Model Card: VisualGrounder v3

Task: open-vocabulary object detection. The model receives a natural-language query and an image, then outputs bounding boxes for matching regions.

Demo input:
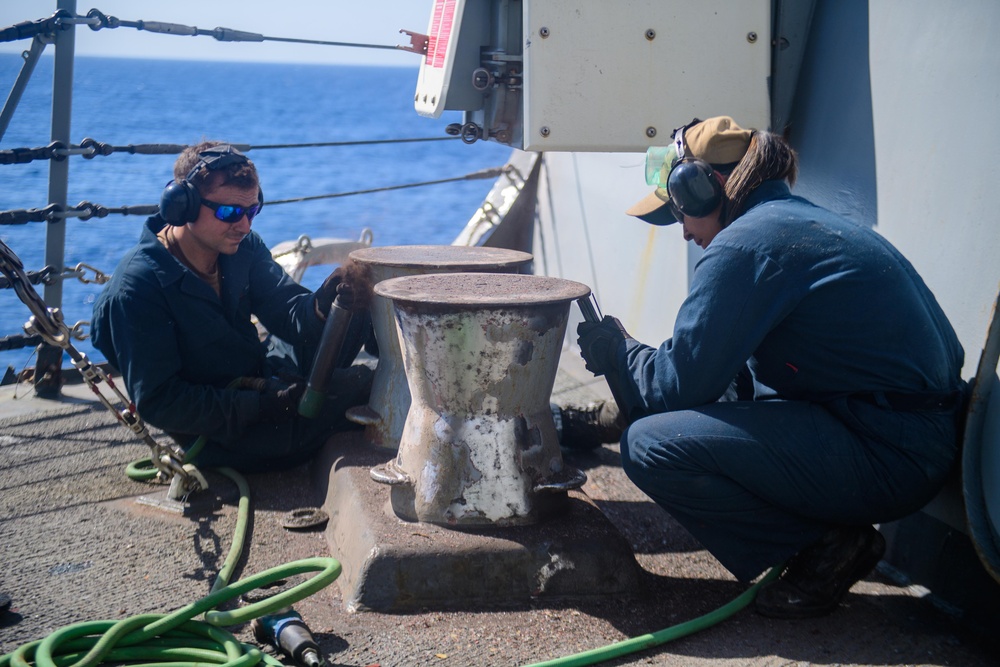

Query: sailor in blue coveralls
[92,143,373,473]
[576,117,965,618]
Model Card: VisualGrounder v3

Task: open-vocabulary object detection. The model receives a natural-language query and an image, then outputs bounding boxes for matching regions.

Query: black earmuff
[667,157,723,219]
[159,145,258,226]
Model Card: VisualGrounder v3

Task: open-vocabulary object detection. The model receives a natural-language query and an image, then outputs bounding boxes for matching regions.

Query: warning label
[427,0,457,69]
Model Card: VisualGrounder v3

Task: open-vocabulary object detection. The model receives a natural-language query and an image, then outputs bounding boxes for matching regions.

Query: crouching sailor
[92,142,374,473]
[573,116,966,618]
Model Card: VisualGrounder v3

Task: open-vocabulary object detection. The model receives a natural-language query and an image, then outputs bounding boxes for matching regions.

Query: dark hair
[173,140,260,194]
[724,131,798,222]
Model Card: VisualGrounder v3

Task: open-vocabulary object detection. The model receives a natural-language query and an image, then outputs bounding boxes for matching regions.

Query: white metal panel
[413,0,468,118]
[868,1,1000,542]
[533,151,691,345]
[522,0,771,152]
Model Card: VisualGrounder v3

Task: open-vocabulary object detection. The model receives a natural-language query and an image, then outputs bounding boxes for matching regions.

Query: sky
[0,1,436,66]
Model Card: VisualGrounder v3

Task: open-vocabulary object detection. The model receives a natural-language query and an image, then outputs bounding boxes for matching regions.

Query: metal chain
[0,263,109,289]
[0,236,191,485]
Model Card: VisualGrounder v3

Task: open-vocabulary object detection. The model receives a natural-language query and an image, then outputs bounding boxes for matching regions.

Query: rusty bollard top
[374,272,590,307]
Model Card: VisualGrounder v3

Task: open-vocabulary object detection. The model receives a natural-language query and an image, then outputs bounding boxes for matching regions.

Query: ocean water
[0,54,510,373]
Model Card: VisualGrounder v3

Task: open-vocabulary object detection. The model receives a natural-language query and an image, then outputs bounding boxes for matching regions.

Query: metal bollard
[344,245,531,449]
[369,273,590,526]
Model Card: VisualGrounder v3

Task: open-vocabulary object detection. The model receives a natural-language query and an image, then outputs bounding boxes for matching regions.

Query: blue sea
[0,54,510,373]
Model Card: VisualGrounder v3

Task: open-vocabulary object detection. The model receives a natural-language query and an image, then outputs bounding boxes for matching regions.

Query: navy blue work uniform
[612,181,965,582]
[92,216,371,472]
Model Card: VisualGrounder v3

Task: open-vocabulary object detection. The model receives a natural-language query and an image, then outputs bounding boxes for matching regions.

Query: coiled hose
[3,384,780,667]
[0,459,340,667]
[1,377,342,667]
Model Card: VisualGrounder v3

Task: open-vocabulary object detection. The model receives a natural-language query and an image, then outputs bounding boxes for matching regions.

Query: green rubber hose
[523,565,782,667]
[1,550,340,667]
[52,381,781,667]
[3,454,340,667]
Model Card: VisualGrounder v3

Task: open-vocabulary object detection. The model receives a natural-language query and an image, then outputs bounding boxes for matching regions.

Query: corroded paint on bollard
[370,273,590,526]
[345,246,531,449]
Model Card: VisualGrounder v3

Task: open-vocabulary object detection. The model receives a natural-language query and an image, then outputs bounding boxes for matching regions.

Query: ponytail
[723,131,798,223]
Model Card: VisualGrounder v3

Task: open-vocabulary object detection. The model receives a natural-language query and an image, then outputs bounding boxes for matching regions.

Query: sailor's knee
[622,411,727,494]
[621,416,681,483]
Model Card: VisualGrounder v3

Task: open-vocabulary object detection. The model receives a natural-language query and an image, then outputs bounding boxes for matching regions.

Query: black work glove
[258,379,306,423]
[334,280,355,311]
[315,266,346,315]
[577,315,630,377]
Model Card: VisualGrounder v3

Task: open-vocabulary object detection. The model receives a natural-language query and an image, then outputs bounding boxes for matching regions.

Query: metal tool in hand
[575,293,630,419]
[299,289,353,418]
[0,238,203,492]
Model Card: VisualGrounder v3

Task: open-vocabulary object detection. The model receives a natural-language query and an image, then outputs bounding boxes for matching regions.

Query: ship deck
[1,355,997,667]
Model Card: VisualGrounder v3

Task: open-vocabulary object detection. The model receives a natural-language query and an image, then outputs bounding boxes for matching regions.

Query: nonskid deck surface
[0,357,996,667]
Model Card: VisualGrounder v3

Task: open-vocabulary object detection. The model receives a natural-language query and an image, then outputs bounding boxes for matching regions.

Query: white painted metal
[413,0,471,118]
[532,151,693,347]
[867,1,1000,541]
[270,230,373,283]
[522,0,771,152]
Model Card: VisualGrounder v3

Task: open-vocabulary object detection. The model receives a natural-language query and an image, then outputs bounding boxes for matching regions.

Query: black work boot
[557,400,625,450]
[755,524,886,619]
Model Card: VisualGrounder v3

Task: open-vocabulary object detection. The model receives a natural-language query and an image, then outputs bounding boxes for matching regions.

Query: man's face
[186,183,258,256]
[680,206,724,249]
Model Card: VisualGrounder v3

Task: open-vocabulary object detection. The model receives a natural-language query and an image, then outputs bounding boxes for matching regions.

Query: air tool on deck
[251,607,327,667]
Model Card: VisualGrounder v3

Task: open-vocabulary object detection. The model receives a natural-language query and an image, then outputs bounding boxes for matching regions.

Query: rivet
[747,31,758,43]
[645,29,656,41]
[646,127,657,138]
[540,126,550,137]
[539,26,550,38]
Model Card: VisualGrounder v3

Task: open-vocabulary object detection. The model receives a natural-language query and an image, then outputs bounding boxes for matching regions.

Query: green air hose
[1,410,342,667]
[3,390,782,667]
[523,566,781,667]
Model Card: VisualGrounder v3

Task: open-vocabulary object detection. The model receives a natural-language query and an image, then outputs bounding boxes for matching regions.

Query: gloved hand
[258,379,306,423]
[315,266,346,315]
[334,280,355,311]
[577,315,630,377]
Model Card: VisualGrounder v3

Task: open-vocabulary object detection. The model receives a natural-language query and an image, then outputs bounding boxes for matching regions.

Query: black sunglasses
[201,198,262,223]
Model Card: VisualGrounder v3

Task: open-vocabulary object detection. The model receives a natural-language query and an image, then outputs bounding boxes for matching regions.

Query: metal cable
[0,136,458,166]
[0,167,505,224]
[0,9,405,52]
[267,167,505,205]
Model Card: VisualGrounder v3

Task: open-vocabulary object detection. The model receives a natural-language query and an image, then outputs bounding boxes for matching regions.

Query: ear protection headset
[159,145,263,226]
[665,123,724,219]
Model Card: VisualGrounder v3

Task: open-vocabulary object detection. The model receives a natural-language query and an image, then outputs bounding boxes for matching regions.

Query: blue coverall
[612,181,965,581]
[92,216,371,472]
